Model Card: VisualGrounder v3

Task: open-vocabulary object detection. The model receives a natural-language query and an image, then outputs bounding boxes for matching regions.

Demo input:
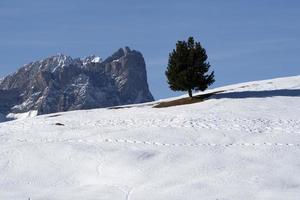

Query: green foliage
[165,37,215,97]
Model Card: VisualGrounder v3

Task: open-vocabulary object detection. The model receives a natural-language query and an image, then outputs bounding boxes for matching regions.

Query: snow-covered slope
[0,75,300,200]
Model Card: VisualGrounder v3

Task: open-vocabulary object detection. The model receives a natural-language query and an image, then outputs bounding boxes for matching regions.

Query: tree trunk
[188,89,193,98]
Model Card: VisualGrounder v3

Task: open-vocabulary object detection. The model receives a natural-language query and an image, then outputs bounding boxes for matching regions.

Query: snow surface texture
[0,76,300,200]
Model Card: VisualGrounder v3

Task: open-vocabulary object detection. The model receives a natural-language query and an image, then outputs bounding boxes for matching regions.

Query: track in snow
[75,117,300,134]
[9,138,300,148]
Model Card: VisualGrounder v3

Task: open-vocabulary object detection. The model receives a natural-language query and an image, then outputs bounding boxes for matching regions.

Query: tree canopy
[165,37,215,97]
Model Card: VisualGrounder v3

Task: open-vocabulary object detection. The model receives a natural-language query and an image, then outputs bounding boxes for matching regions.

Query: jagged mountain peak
[103,46,139,64]
[0,47,154,118]
[43,54,75,71]
[113,46,131,56]
[21,46,135,73]
[16,53,78,76]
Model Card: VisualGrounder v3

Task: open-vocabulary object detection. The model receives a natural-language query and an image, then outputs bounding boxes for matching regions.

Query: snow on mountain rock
[91,56,102,63]
[0,47,154,120]
[6,110,38,120]
[82,55,103,65]
[0,75,299,199]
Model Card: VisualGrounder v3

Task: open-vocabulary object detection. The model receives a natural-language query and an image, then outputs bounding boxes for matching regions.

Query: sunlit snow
[0,76,299,199]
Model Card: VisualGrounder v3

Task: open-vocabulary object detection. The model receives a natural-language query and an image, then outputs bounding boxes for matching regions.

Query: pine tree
[165,37,215,97]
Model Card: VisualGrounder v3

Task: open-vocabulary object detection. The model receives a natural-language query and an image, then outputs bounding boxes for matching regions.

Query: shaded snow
[0,75,299,199]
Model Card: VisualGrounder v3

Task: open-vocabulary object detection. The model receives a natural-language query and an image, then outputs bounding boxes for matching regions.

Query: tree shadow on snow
[154,89,300,108]
[211,89,300,99]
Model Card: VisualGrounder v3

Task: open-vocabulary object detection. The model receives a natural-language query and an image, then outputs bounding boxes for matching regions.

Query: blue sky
[0,0,299,99]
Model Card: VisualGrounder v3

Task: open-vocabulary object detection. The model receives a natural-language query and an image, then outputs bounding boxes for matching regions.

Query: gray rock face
[0,47,154,117]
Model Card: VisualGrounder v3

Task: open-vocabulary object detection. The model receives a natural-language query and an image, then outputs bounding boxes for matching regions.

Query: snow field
[0,75,299,199]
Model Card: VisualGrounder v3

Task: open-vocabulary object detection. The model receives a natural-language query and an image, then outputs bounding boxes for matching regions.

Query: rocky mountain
[0,47,154,119]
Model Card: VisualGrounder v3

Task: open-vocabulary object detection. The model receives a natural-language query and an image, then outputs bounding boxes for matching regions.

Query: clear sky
[0,0,299,99]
